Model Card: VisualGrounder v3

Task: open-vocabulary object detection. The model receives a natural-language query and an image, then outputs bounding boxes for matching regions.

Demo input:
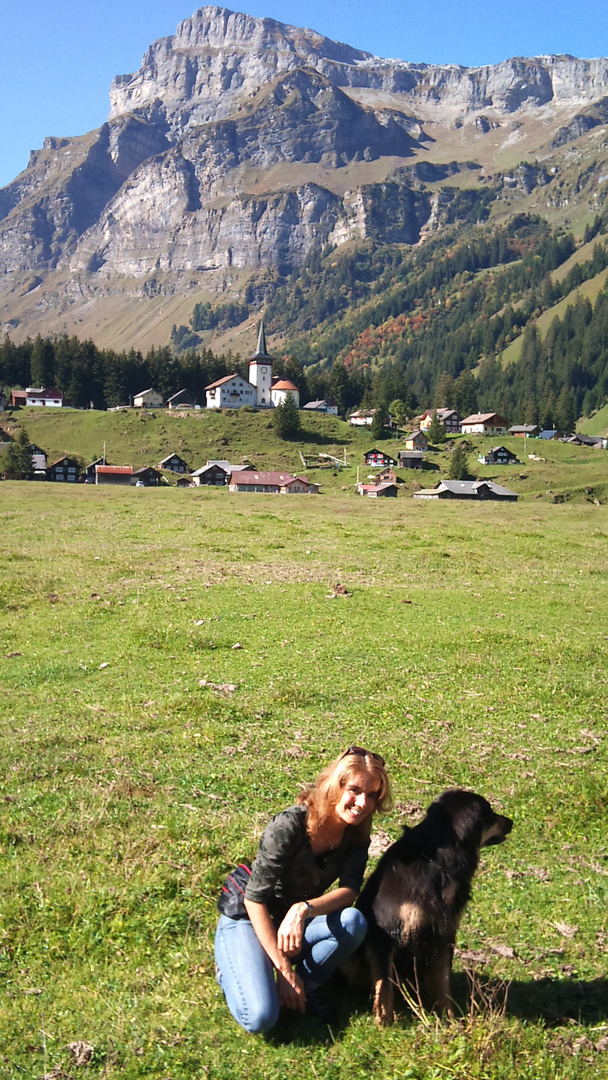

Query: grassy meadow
[1,478,607,1079]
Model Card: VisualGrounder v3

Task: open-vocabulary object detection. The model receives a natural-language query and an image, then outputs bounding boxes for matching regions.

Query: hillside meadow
[0,481,607,1079]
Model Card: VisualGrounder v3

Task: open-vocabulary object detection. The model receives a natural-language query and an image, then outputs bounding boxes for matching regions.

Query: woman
[215,746,390,1032]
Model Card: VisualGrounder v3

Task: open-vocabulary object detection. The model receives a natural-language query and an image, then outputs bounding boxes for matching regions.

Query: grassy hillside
[578,401,608,436]
[3,408,608,500]
[0,485,607,1078]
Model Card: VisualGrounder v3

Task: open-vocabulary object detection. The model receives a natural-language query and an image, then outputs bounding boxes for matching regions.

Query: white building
[348,409,375,427]
[25,386,63,407]
[133,388,164,409]
[271,380,300,408]
[460,412,508,436]
[204,320,281,409]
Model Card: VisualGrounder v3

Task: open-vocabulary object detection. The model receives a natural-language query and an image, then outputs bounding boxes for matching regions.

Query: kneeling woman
[215,747,390,1032]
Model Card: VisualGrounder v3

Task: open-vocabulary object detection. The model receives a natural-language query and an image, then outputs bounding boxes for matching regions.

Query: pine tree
[427,409,446,444]
[272,393,301,439]
[1,428,32,479]
[370,403,389,440]
[448,442,473,481]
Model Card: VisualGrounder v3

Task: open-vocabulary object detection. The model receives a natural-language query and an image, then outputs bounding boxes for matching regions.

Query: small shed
[508,424,539,437]
[397,451,423,469]
[96,465,133,486]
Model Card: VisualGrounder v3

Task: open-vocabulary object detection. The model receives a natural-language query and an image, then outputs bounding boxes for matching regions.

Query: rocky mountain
[2,5,608,350]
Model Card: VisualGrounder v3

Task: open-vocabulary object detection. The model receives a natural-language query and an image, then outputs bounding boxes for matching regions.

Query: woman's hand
[277,902,309,956]
[276,966,306,1011]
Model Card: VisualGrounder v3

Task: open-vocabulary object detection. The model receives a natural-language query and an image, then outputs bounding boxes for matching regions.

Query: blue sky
[1,0,607,188]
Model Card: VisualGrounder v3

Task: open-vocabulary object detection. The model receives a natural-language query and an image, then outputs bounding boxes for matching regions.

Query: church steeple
[249,318,272,361]
[248,317,273,406]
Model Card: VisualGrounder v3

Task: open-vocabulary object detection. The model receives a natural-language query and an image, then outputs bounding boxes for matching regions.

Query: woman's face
[332,770,379,828]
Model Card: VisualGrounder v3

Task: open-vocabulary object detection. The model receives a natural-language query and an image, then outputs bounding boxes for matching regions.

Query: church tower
[248,319,273,407]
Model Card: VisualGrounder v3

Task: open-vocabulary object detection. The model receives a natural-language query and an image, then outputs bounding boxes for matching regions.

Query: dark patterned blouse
[244,804,369,920]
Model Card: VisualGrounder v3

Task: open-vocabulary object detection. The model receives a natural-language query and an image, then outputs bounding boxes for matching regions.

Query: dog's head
[430,790,513,850]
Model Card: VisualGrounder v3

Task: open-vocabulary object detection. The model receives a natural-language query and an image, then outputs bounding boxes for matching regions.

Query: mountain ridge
[1,6,608,351]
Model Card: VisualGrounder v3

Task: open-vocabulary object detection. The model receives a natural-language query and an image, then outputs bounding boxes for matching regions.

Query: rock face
[2,5,608,345]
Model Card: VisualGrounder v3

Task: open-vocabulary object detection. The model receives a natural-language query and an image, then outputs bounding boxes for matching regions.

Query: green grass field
[1,482,607,1078]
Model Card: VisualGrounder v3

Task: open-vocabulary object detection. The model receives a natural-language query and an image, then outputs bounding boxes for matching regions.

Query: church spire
[249,317,272,360]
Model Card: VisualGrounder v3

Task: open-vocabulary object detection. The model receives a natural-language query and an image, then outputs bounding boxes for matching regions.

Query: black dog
[356,789,513,1025]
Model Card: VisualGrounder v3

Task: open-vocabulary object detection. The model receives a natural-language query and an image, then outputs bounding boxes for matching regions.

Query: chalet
[270,380,300,408]
[479,445,520,465]
[159,453,191,474]
[176,476,196,487]
[132,388,163,409]
[348,410,375,427]
[166,389,198,410]
[229,470,319,494]
[358,482,398,498]
[397,450,423,469]
[377,467,399,483]
[191,463,230,486]
[29,387,63,407]
[364,448,398,468]
[403,431,429,452]
[131,467,164,486]
[302,399,338,414]
[95,465,133,486]
[508,424,539,437]
[413,480,518,501]
[47,455,80,482]
[461,412,508,436]
[419,408,461,433]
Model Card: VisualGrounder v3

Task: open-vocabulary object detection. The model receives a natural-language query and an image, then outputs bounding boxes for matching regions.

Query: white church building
[205,322,299,410]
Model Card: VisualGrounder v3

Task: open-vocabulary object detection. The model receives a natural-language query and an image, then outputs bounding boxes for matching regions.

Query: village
[1,323,606,500]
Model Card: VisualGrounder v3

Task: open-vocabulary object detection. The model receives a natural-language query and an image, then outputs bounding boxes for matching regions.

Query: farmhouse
[479,445,520,465]
[377,467,399,483]
[95,465,133,486]
[47,456,80,482]
[413,480,518,501]
[419,408,461,433]
[508,424,539,437]
[132,388,163,409]
[302,399,338,414]
[565,433,605,448]
[131,467,164,486]
[191,463,229,486]
[461,412,508,435]
[397,450,423,469]
[229,470,318,494]
[348,409,375,426]
[364,448,398,468]
[15,387,64,407]
[205,373,257,409]
[159,453,191,474]
[403,431,429,451]
[357,482,398,498]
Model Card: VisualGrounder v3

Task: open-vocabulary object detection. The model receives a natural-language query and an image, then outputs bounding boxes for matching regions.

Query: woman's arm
[243,898,306,1011]
[276,886,357,956]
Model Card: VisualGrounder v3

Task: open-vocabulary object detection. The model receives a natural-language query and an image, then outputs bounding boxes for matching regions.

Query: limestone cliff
[2,5,608,349]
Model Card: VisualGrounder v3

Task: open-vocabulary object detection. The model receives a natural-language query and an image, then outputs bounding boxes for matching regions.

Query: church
[204,321,300,410]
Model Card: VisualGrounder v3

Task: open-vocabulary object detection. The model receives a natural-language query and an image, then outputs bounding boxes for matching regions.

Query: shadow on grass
[295,429,351,447]
[269,974,608,1044]
[449,972,608,1026]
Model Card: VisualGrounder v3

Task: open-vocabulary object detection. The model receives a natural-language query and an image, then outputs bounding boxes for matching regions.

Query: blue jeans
[214,907,367,1033]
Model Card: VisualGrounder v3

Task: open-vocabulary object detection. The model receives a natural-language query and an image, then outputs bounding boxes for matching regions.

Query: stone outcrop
[2,6,608,344]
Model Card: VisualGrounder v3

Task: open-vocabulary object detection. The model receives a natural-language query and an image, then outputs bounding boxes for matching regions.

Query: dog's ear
[438,791,492,846]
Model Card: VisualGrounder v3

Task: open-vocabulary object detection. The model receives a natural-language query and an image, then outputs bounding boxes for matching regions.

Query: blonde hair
[297,751,391,842]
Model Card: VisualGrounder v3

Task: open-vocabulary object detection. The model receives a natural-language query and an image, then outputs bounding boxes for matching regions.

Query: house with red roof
[229,470,319,494]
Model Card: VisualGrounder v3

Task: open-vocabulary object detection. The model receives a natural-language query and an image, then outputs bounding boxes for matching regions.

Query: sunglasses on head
[342,746,385,767]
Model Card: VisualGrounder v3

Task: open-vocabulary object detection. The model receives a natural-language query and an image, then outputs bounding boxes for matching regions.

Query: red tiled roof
[96,465,133,475]
[271,380,299,391]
